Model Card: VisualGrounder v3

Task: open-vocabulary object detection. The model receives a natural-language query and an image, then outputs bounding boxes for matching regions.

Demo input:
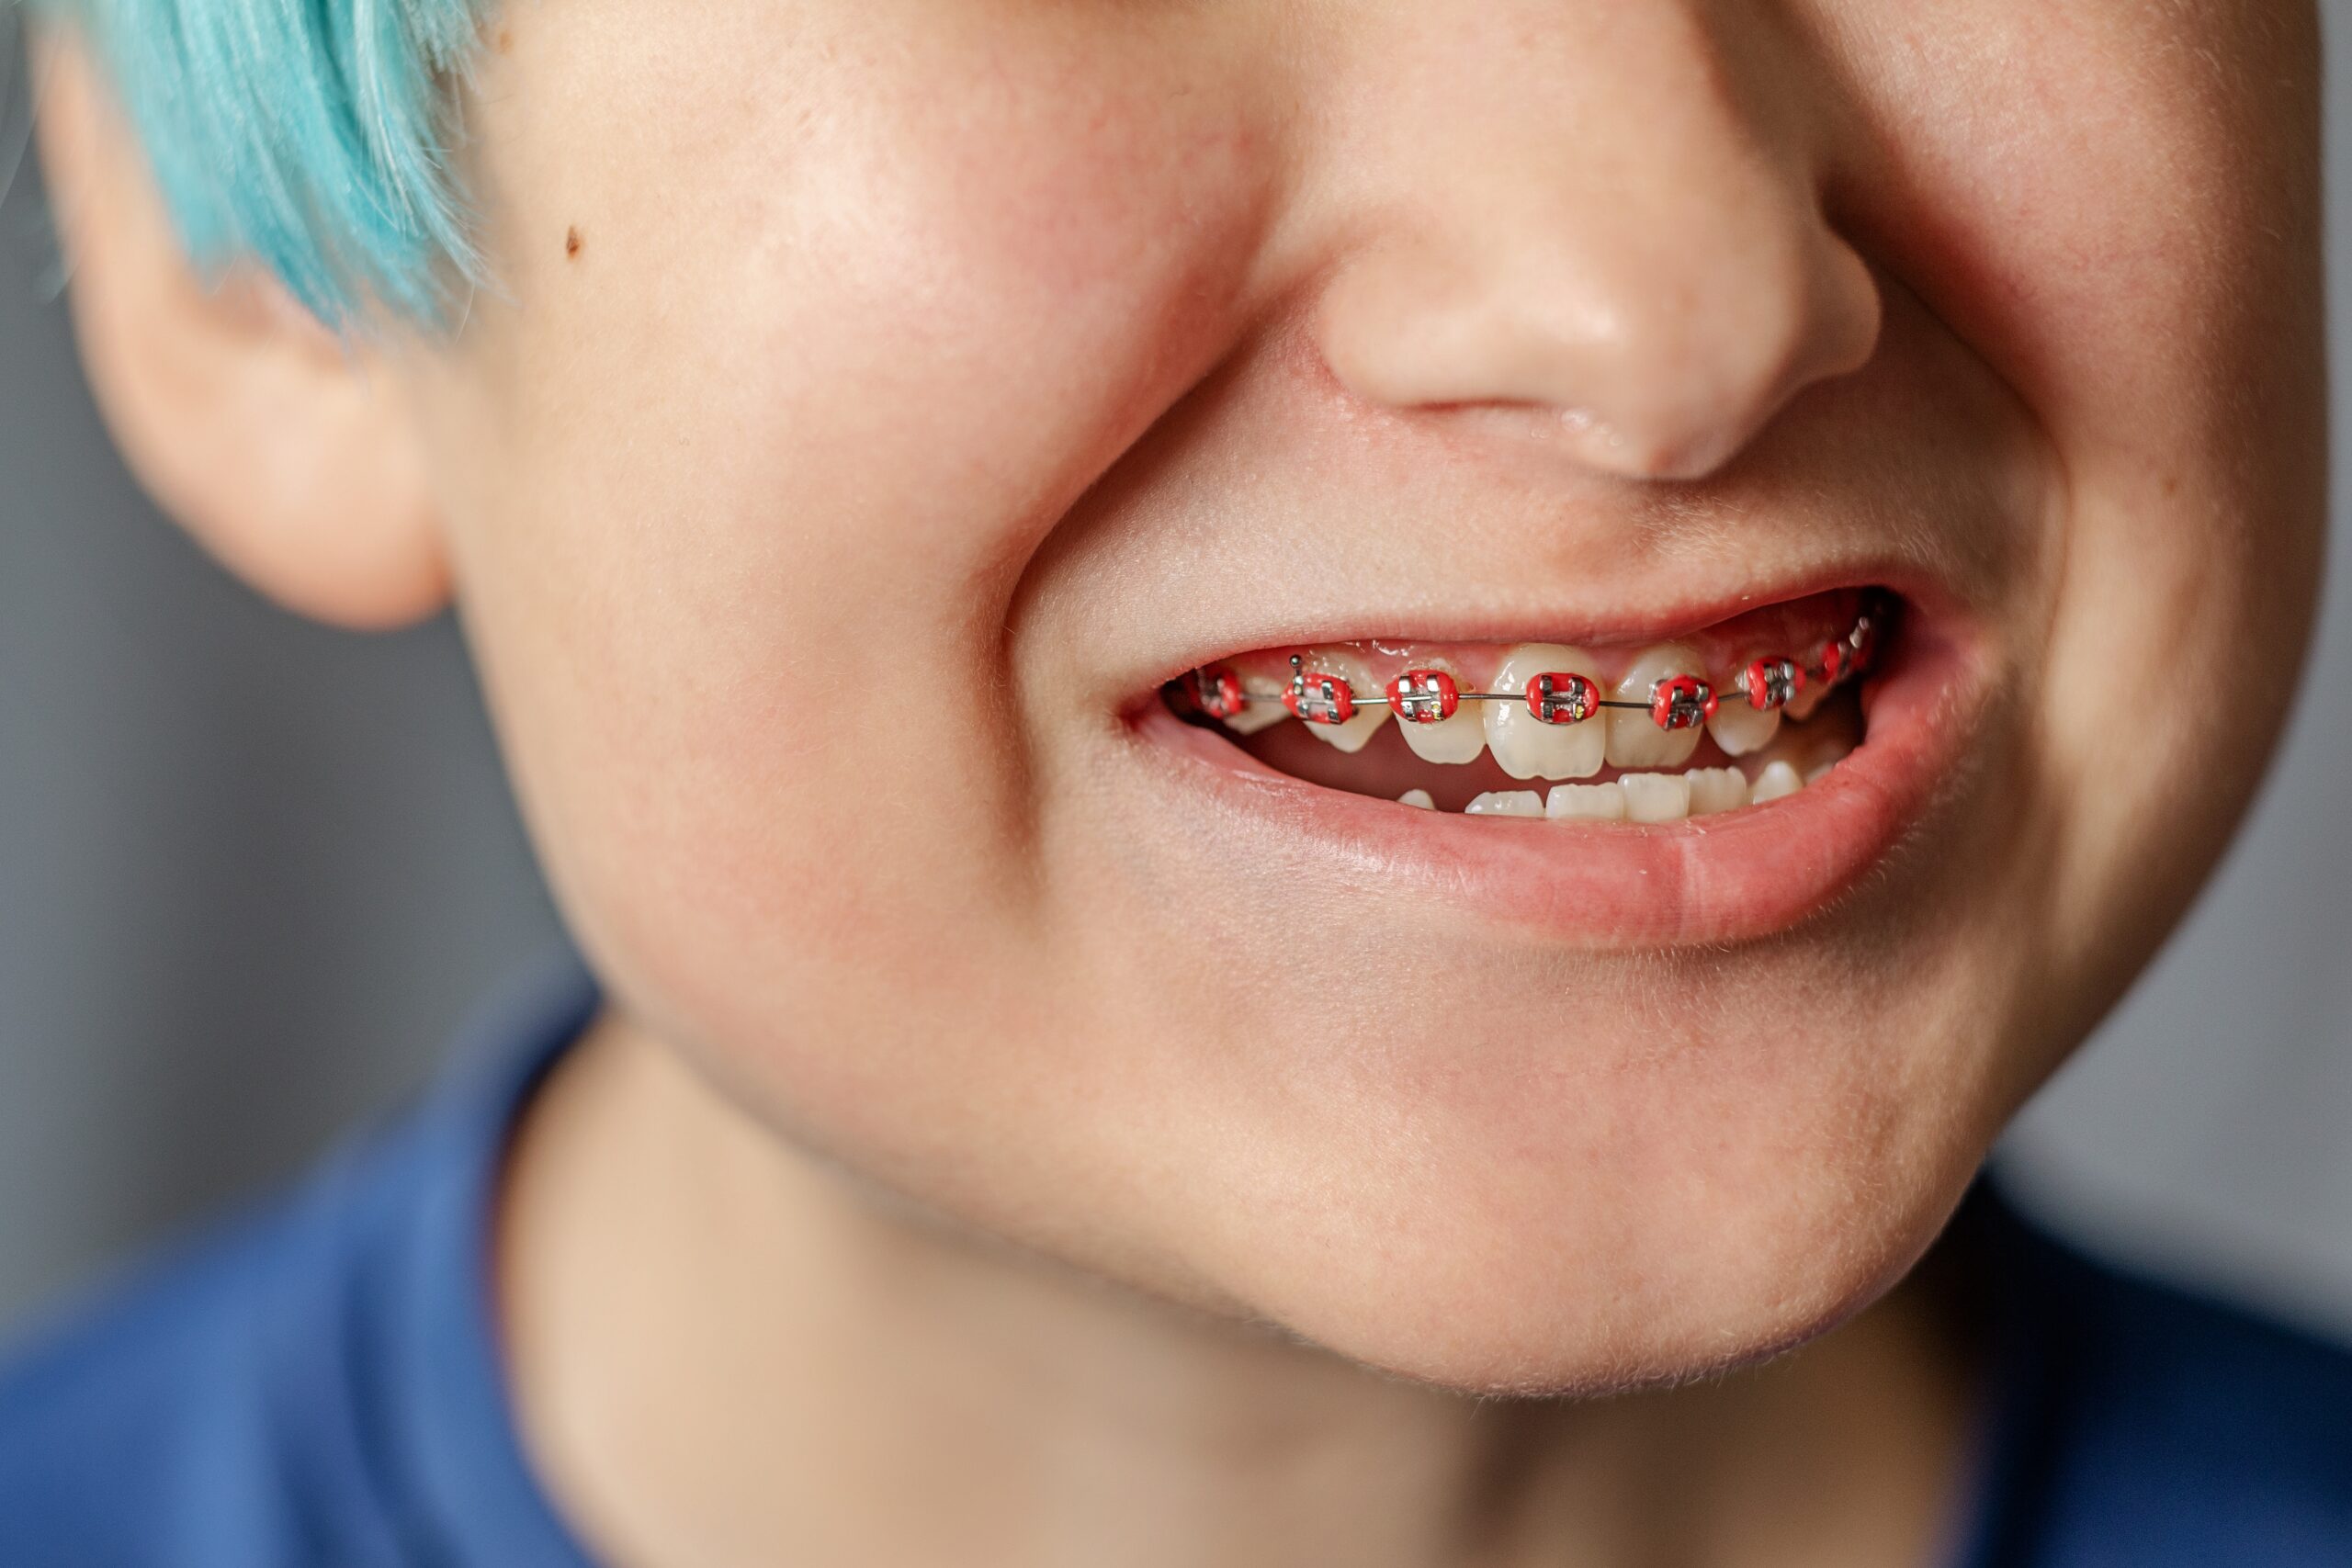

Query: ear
[32,28,450,630]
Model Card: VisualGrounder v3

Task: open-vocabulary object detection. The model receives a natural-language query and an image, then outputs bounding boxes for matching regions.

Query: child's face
[386,0,2321,1389]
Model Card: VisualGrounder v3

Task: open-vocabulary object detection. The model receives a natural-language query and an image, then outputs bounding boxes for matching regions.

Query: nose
[1307,2,1882,482]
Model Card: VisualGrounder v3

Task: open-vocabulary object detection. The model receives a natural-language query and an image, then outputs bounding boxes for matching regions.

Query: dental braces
[1182,601,1883,733]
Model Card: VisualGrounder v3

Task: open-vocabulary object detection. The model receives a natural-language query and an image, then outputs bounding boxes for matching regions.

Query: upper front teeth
[1487,644,1608,780]
[1706,698,1780,757]
[1705,656,1797,756]
[1605,645,1708,769]
[1391,663,1487,764]
[1201,605,1879,765]
[1184,606,1880,825]
[1288,649,1387,753]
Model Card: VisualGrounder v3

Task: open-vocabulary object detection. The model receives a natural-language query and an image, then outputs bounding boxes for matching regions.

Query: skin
[33,1,2325,1563]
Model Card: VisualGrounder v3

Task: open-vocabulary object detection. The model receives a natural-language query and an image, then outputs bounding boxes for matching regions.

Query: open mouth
[1119,581,1984,944]
[1160,587,1884,822]
[1125,581,1973,945]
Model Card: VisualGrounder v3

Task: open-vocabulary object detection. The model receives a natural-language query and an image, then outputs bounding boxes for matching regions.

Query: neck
[498,1009,1984,1568]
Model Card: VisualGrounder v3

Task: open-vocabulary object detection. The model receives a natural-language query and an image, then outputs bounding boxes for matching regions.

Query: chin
[1200,1092,1984,1397]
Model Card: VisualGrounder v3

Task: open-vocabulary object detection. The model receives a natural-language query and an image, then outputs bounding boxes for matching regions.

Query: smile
[1126,583,1987,946]
[1168,591,1884,821]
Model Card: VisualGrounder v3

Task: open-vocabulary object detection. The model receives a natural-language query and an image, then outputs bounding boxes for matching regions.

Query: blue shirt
[3,953,2349,1566]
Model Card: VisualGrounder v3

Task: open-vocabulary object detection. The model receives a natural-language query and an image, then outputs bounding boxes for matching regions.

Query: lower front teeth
[1403,761,1815,820]
[1686,767,1748,816]
[1546,783,1627,821]
[1619,772,1690,822]
[1749,761,1803,803]
[1465,790,1545,818]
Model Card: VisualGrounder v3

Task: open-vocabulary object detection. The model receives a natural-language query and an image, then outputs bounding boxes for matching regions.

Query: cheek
[1830,0,2324,984]
[435,1,1277,952]
[474,0,1276,593]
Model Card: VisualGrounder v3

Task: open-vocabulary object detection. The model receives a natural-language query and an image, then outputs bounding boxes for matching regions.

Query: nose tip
[1320,200,1883,483]
[1307,11,1883,483]
[1590,226,1883,481]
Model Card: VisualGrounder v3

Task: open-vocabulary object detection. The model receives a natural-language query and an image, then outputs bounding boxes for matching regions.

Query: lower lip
[1125,625,1987,949]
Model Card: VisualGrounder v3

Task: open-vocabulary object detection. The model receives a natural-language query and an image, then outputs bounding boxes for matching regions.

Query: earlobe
[32,28,451,631]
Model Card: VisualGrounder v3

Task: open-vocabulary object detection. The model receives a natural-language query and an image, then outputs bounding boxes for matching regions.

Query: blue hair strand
[25,0,487,326]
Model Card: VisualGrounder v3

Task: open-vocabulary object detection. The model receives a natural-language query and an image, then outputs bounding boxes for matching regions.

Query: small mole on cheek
[565,226,582,260]
[494,28,513,52]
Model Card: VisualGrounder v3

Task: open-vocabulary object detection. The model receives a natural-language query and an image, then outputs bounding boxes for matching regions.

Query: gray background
[3,14,2349,1343]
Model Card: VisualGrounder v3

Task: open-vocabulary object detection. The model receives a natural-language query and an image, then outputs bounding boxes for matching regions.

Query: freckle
[495,28,513,53]
[565,226,582,259]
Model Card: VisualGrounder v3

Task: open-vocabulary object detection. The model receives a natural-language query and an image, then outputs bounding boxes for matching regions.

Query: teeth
[1545,784,1628,821]
[1749,760,1804,802]
[1783,687,1829,722]
[1215,619,1868,812]
[1704,696,1780,758]
[1419,763,1813,819]
[1219,703,1289,737]
[1783,663,1835,721]
[1605,644,1706,770]
[1465,790,1544,818]
[1686,767,1749,816]
[1392,663,1488,765]
[1619,773,1691,823]
[1296,649,1387,754]
[1485,644,1607,781]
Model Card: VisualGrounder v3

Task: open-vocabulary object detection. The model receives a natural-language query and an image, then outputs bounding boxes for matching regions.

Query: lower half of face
[421,0,2324,1393]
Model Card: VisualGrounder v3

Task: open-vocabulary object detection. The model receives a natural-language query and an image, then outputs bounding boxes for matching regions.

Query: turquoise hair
[25,0,486,326]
